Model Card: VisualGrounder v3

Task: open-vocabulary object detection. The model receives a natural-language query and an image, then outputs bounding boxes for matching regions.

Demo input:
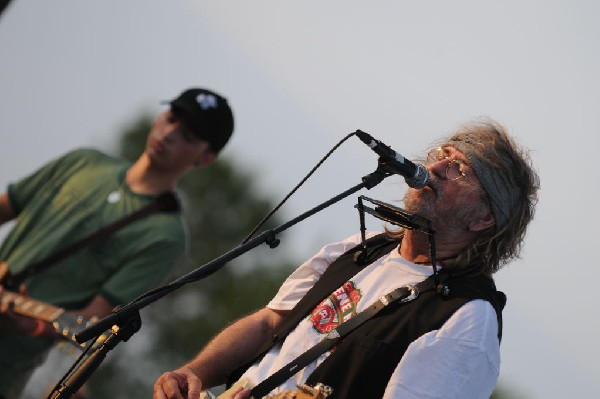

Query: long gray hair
[388,119,540,275]
[442,119,539,274]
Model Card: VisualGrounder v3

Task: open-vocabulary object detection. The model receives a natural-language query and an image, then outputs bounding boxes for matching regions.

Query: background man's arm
[0,193,16,225]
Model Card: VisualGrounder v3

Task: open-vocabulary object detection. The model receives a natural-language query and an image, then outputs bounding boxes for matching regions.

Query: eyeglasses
[426,147,471,182]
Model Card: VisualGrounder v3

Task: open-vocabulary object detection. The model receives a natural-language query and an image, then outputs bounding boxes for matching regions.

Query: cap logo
[195,93,218,110]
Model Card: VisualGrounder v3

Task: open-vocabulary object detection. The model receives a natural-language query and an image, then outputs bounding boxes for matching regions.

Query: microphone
[355,130,430,188]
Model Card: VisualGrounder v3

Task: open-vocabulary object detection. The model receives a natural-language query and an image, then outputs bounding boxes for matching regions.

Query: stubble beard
[403,187,477,236]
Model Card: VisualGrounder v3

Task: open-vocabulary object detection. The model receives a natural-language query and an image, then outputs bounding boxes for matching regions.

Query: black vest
[228,234,506,399]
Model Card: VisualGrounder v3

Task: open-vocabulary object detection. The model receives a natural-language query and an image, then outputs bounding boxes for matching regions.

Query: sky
[1,1,599,398]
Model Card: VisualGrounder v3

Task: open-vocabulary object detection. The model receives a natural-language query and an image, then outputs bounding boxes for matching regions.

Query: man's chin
[404,203,434,222]
[404,191,435,218]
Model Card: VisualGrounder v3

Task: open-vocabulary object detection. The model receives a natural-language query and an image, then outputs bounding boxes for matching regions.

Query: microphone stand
[48,311,141,398]
[49,166,392,398]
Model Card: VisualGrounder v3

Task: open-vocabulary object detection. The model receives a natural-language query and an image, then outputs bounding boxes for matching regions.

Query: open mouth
[423,182,439,198]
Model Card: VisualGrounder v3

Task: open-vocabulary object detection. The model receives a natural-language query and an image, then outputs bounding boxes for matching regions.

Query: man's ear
[195,151,216,167]
[469,212,495,232]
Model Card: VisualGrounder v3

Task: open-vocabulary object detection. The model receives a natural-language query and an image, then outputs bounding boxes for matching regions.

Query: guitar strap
[0,191,180,290]
[225,234,397,389]
[249,272,446,399]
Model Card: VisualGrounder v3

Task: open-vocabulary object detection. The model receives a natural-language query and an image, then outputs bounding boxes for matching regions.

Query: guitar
[0,289,107,350]
[200,379,333,399]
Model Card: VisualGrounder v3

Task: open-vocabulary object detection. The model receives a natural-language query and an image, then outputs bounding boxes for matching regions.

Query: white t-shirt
[241,233,501,399]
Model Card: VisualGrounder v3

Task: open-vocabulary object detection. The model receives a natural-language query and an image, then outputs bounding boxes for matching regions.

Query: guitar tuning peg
[56,341,77,356]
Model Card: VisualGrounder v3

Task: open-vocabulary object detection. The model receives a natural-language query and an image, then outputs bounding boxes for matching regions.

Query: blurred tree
[85,114,297,398]
[490,384,528,399]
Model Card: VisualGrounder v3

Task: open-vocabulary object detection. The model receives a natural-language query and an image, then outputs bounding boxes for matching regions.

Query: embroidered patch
[196,93,218,110]
[309,281,362,334]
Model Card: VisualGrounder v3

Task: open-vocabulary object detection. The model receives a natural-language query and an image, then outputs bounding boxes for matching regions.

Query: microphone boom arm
[74,167,392,343]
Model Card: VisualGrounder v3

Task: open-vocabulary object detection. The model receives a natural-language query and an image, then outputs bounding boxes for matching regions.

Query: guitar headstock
[1,289,109,353]
[53,314,108,350]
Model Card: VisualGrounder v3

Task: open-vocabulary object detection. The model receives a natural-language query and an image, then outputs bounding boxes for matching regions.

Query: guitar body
[200,379,332,399]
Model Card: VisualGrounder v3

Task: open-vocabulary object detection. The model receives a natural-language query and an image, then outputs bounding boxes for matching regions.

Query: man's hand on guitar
[0,285,49,337]
[154,366,204,399]
[228,386,251,399]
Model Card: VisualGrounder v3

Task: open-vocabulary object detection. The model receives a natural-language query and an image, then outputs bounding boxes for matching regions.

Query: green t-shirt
[0,148,186,397]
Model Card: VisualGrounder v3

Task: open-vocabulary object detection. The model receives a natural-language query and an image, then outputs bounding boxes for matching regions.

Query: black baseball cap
[165,88,234,153]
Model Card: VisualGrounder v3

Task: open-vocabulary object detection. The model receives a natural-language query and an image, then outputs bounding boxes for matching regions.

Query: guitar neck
[0,290,104,350]
[0,290,65,322]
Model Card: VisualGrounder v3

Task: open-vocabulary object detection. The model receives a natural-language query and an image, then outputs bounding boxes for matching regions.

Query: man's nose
[428,160,447,180]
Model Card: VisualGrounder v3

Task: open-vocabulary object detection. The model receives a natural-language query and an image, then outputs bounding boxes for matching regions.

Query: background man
[0,87,234,399]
